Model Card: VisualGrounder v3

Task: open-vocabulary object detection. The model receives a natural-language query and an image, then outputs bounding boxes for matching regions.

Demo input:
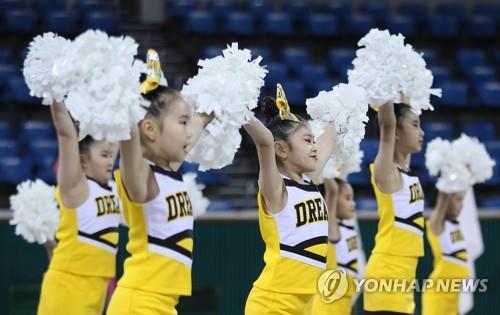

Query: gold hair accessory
[140,49,168,94]
[276,83,300,122]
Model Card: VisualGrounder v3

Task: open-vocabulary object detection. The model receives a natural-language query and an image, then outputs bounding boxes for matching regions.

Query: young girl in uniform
[422,191,469,315]
[244,84,336,315]
[312,177,360,314]
[37,101,120,315]
[106,50,212,315]
[364,101,425,314]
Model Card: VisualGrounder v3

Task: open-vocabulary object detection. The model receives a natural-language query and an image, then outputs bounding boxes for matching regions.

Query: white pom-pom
[63,30,146,142]
[182,43,267,170]
[183,172,209,218]
[23,32,74,105]
[307,83,369,181]
[425,137,473,193]
[9,179,59,244]
[187,125,242,171]
[452,134,496,184]
[348,28,441,113]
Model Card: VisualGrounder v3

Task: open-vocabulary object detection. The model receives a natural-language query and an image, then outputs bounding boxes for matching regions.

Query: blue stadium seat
[467,15,496,38]
[483,164,500,185]
[485,141,500,159]
[348,171,370,186]
[279,79,305,106]
[0,0,25,11]
[398,2,428,24]
[436,3,467,21]
[325,1,352,23]
[186,11,216,34]
[263,12,293,36]
[45,10,79,34]
[0,157,32,183]
[78,0,113,14]
[420,48,438,67]
[467,66,497,89]
[19,120,54,142]
[169,0,197,19]
[83,10,119,33]
[298,64,328,89]
[428,15,458,38]
[247,47,272,62]
[495,50,500,70]
[481,197,500,209]
[248,0,273,20]
[286,0,312,22]
[386,15,415,37]
[0,64,17,86]
[0,48,13,63]
[196,170,228,185]
[429,66,452,85]
[0,140,18,157]
[179,161,199,174]
[28,140,58,163]
[209,0,235,19]
[8,76,40,104]
[0,121,12,139]
[37,0,65,13]
[474,3,500,22]
[478,82,500,107]
[328,48,355,73]
[201,46,224,59]
[35,157,56,184]
[360,3,389,25]
[360,138,378,165]
[456,49,486,75]
[224,12,254,35]
[355,197,377,211]
[349,14,376,36]
[6,9,38,33]
[207,198,234,212]
[411,152,425,168]
[422,121,455,140]
[308,14,337,37]
[311,79,340,94]
[281,48,310,72]
[462,122,496,142]
[438,81,469,107]
[266,62,288,86]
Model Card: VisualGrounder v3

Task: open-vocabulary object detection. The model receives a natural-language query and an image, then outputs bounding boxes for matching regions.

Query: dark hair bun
[260,96,279,119]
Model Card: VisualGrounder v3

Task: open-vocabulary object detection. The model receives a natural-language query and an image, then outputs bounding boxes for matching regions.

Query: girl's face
[395,110,425,154]
[447,191,466,220]
[81,141,118,184]
[337,183,356,220]
[279,125,318,173]
[158,97,193,163]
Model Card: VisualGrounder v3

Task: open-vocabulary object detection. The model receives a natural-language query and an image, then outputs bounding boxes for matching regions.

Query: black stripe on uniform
[395,212,424,232]
[283,178,319,192]
[149,164,184,181]
[280,236,328,264]
[148,229,193,259]
[444,249,467,262]
[338,258,358,274]
[78,230,118,249]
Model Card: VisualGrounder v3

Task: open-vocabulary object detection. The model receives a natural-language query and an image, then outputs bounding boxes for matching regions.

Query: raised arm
[429,191,451,235]
[243,118,286,214]
[373,102,401,193]
[324,178,340,242]
[119,123,153,203]
[50,101,87,208]
[307,122,336,183]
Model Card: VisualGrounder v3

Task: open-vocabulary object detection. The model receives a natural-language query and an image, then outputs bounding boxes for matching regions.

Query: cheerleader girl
[422,191,469,315]
[364,101,425,314]
[244,84,336,315]
[37,101,120,315]
[312,177,360,314]
[106,50,213,315]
